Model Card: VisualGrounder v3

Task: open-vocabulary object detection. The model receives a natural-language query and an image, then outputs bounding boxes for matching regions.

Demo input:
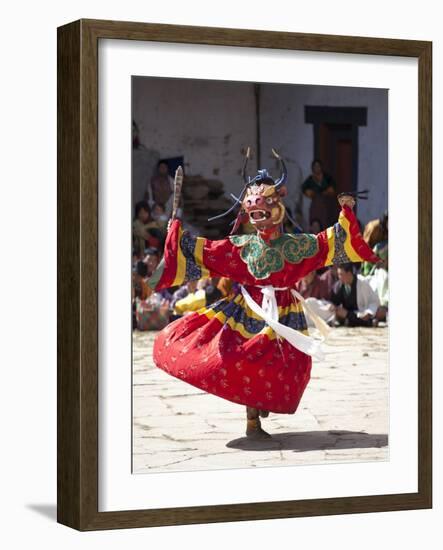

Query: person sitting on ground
[197,277,222,306]
[133,255,172,331]
[171,278,223,318]
[140,249,173,301]
[133,201,163,257]
[296,268,335,301]
[364,241,389,323]
[363,210,388,249]
[132,261,150,329]
[135,290,171,331]
[143,248,161,277]
[331,263,381,327]
[217,277,234,298]
[361,235,388,276]
[171,280,204,317]
[133,261,151,301]
[295,268,336,326]
[151,203,169,230]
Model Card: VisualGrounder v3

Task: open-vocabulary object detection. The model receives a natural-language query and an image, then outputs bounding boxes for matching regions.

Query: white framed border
[98,39,418,511]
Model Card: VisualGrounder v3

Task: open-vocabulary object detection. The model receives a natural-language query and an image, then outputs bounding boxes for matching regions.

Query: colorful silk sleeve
[148,220,211,290]
[319,206,380,267]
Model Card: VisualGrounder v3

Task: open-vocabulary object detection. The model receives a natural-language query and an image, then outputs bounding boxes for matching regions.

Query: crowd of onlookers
[294,208,388,328]
[132,160,230,330]
[132,245,231,330]
[132,159,389,332]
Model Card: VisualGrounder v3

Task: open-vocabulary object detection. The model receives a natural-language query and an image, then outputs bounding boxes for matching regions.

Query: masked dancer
[148,151,380,439]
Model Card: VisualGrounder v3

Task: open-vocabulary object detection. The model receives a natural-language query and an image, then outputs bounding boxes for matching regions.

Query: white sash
[239,285,331,361]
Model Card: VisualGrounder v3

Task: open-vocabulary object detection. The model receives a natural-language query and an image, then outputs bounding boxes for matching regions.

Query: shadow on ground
[226,430,388,452]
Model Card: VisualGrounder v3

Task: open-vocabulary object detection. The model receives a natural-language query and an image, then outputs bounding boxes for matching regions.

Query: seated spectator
[132,254,172,331]
[216,277,242,300]
[361,240,388,276]
[364,242,389,323]
[296,269,336,326]
[143,248,161,277]
[132,250,139,266]
[197,277,222,306]
[331,263,380,327]
[171,280,196,308]
[152,203,169,230]
[296,269,335,300]
[133,201,163,257]
[217,277,233,298]
[133,261,151,301]
[363,211,388,249]
[135,292,170,331]
[172,280,205,317]
[132,261,151,329]
[171,278,223,318]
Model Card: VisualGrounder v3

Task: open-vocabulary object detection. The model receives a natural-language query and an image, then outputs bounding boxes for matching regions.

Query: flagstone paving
[132,327,388,474]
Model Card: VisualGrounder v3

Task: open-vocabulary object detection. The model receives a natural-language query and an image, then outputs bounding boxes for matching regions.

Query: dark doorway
[318,123,354,195]
[305,106,367,220]
[160,156,185,177]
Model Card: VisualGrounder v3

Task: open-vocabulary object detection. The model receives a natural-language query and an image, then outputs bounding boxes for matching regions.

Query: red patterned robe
[148,206,379,414]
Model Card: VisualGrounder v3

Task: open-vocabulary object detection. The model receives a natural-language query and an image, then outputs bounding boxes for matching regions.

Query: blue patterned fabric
[206,294,308,335]
[332,223,351,265]
[180,231,202,281]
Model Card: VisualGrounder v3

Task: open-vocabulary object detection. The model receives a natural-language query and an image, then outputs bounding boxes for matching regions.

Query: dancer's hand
[338,194,356,209]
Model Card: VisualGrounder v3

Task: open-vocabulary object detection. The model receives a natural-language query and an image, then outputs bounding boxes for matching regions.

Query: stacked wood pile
[182,175,235,238]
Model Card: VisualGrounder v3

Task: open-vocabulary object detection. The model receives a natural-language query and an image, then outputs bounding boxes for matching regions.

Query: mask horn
[207,200,240,222]
[207,184,248,222]
[208,147,251,222]
[272,148,287,189]
[241,147,251,184]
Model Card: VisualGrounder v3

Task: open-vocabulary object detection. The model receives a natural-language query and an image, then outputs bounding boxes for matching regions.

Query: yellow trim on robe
[197,297,307,340]
[172,226,187,286]
[201,306,276,339]
[325,226,335,266]
[194,237,210,278]
[338,212,364,262]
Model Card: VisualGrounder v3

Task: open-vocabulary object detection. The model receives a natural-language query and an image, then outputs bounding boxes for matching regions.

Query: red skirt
[153,288,312,414]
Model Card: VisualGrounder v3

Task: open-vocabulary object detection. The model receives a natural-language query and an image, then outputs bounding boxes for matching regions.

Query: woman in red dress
[148,151,379,439]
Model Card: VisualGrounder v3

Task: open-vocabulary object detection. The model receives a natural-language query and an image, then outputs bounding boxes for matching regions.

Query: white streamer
[240,285,331,361]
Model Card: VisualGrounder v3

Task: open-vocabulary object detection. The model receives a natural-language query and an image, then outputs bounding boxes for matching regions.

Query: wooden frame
[57,18,432,531]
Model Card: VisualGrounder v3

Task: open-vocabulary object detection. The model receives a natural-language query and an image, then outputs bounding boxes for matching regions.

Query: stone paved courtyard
[132,327,388,474]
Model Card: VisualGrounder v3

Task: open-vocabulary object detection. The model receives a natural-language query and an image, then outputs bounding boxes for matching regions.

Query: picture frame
[57,18,432,531]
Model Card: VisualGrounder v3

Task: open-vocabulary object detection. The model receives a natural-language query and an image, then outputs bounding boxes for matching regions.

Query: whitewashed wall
[133,78,388,225]
[132,77,258,205]
[260,84,388,224]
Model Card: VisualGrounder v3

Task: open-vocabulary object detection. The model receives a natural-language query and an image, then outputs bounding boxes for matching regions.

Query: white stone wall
[132,77,258,205]
[133,78,388,226]
[260,84,388,225]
